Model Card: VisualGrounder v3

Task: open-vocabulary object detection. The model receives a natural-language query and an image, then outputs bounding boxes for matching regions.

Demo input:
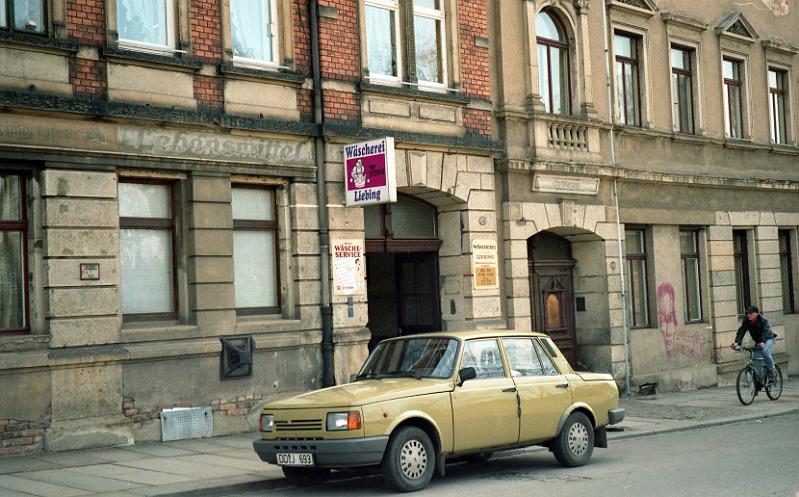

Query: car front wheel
[552,412,594,467]
[382,426,435,492]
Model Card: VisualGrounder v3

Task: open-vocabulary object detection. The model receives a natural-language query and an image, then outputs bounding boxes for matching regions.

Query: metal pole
[600,0,631,397]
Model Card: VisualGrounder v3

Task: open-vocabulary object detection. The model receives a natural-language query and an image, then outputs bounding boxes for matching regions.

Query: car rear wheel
[281,466,331,486]
[552,412,594,467]
[382,426,435,492]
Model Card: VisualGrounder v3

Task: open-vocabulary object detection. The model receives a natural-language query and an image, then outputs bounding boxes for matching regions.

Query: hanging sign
[332,239,366,295]
[472,239,499,290]
[344,137,397,207]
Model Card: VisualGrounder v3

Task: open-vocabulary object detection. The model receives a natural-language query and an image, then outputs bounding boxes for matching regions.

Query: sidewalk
[1,380,797,497]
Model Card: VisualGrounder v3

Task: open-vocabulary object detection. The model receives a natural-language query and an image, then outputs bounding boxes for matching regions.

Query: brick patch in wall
[194,74,224,110]
[67,0,105,46]
[70,57,107,99]
[463,108,493,137]
[0,417,51,456]
[190,0,222,62]
[323,89,360,123]
[123,393,265,426]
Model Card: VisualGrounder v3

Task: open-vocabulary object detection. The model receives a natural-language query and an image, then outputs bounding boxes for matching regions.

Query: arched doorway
[365,195,442,349]
[528,231,577,366]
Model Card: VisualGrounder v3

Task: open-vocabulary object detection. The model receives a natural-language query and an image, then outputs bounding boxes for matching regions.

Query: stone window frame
[767,66,790,145]
[611,28,646,127]
[358,0,461,94]
[221,0,294,70]
[763,39,797,147]
[231,184,281,316]
[106,0,188,55]
[720,54,749,140]
[663,12,707,135]
[536,8,572,116]
[732,228,754,316]
[624,226,651,329]
[0,171,31,334]
[679,228,704,323]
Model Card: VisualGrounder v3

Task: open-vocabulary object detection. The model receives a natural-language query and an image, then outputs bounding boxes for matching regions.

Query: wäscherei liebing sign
[344,137,397,207]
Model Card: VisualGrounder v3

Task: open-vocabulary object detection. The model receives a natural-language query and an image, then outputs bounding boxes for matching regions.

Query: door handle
[502,387,517,393]
[556,383,570,389]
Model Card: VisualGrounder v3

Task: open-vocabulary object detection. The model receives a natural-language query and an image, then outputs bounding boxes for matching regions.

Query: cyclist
[730,306,778,390]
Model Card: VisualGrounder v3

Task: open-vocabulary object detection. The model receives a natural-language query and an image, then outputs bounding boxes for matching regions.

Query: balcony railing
[547,122,589,151]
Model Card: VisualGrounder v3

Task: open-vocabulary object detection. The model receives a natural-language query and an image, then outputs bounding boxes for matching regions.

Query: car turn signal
[326,411,362,431]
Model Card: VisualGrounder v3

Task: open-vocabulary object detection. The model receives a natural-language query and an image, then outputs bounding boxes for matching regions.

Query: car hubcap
[400,439,427,479]
[568,423,589,456]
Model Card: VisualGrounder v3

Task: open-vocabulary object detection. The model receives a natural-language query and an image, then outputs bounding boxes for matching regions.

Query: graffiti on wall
[656,283,707,359]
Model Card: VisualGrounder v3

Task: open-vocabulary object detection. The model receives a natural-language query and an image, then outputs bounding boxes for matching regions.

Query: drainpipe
[309,0,335,387]
[600,1,631,397]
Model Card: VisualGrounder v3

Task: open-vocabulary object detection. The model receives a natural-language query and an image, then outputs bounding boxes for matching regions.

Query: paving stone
[0,475,91,497]
[67,465,192,486]
[15,469,139,493]
[117,458,245,479]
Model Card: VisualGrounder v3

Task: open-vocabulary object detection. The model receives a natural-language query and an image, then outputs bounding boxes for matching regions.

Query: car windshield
[356,337,460,380]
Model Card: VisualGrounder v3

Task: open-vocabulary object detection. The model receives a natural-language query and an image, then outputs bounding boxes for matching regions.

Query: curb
[158,407,799,497]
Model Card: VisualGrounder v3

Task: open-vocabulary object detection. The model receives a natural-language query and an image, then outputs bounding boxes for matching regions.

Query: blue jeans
[754,337,776,381]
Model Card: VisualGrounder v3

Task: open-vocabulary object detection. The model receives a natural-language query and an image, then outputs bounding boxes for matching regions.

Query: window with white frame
[625,228,650,328]
[537,10,571,115]
[230,0,279,66]
[365,0,401,83]
[614,32,642,126]
[413,0,446,89]
[671,46,695,134]
[769,68,788,144]
[119,181,177,319]
[680,230,703,322]
[116,0,176,50]
[722,58,744,139]
[1,0,46,33]
[232,187,279,314]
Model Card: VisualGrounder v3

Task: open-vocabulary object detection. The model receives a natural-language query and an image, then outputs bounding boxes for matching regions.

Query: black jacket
[735,315,776,345]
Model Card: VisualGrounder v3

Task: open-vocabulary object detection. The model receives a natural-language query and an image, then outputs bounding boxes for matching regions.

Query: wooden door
[530,262,577,366]
[396,252,441,334]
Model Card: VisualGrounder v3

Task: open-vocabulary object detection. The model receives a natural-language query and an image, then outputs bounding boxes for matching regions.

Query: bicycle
[735,346,783,406]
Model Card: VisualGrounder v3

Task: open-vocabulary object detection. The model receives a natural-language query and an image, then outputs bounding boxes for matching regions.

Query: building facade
[490,0,799,392]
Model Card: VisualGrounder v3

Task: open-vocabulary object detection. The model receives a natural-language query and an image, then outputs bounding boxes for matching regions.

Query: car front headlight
[260,414,274,432]
[326,411,362,431]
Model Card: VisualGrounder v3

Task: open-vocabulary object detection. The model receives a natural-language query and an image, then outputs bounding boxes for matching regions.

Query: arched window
[536,10,571,115]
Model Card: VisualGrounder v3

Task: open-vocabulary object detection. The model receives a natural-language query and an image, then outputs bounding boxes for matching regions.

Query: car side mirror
[457,367,477,386]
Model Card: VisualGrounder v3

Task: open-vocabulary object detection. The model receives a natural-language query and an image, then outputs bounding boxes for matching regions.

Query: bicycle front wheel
[737,367,756,405]
[766,365,783,400]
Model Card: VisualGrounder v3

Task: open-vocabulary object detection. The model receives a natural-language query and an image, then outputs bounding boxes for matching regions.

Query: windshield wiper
[354,372,381,381]
[384,370,422,380]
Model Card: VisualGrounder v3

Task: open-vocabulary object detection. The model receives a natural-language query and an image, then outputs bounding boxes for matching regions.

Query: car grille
[275,418,323,432]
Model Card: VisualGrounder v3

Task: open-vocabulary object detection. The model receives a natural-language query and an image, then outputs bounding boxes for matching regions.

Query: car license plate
[276,453,314,466]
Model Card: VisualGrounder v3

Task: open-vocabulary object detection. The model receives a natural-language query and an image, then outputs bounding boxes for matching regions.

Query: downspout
[309,0,335,387]
[600,1,631,397]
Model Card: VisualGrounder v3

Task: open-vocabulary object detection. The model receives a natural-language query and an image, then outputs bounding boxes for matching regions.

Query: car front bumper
[253,435,390,468]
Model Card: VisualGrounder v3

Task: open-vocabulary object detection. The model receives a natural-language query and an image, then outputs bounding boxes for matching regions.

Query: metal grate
[161,406,213,442]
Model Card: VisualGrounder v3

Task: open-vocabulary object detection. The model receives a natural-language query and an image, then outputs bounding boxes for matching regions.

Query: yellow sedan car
[253,330,624,492]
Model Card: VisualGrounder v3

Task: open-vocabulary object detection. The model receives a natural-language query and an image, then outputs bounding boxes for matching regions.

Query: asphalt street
[222,413,799,497]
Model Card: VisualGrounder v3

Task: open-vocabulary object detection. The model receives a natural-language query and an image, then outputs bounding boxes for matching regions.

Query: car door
[450,338,520,452]
[502,337,573,443]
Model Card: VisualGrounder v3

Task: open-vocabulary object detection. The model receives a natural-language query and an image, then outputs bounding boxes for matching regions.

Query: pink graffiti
[656,282,707,359]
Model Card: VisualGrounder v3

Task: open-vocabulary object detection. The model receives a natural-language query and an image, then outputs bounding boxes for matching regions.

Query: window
[779,230,795,313]
[671,46,694,133]
[614,32,641,126]
[503,338,545,377]
[119,181,176,319]
[722,58,744,139]
[680,230,702,322]
[733,230,751,315]
[537,10,571,115]
[232,187,279,314]
[231,0,278,65]
[0,174,29,333]
[116,0,175,50]
[769,69,788,144]
[364,0,448,89]
[533,340,559,376]
[625,229,649,327]
[461,339,505,379]
[0,0,46,33]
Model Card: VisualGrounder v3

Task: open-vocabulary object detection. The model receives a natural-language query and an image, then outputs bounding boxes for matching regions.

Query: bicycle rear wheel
[766,365,783,400]
[736,367,756,405]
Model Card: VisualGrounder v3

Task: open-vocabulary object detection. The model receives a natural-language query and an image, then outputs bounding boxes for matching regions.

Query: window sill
[770,144,799,155]
[360,80,469,106]
[121,321,199,343]
[0,30,77,55]
[102,46,203,73]
[220,63,306,86]
[235,316,303,334]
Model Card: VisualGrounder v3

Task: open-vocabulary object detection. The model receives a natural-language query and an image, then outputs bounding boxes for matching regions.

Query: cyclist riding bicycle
[730,305,778,390]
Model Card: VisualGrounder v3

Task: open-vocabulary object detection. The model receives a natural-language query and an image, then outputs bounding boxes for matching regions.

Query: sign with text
[344,137,397,207]
[472,239,499,290]
[332,239,365,295]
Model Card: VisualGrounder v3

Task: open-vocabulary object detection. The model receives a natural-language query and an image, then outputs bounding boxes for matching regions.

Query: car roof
[384,329,549,341]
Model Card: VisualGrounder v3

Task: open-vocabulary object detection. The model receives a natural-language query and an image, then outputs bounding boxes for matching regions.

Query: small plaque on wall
[80,263,100,281]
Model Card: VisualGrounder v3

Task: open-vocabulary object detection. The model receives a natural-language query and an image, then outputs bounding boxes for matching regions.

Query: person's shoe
[767,369,776,381]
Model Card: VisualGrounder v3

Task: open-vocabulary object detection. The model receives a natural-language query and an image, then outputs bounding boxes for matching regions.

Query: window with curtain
[0,173,28,333]
[1,0,45,33]
[231,0,278,65]
[779,230,795,314]
[413,0,446,88]
[625,229,649,327]
[537,10,570,115]
[119,182,176,318]
[680,230,702,322]
[769,69,788,144]
[365,0,400,81]
[671,46,694,134]
[117,0,174,48]
[733,230,751,315]
[722,58,744,139]
[614,32,641,126]
[233,187,279,314]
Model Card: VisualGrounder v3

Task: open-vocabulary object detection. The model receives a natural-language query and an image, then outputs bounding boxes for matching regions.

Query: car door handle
[502,387,517,393]
[556,383,570,389]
